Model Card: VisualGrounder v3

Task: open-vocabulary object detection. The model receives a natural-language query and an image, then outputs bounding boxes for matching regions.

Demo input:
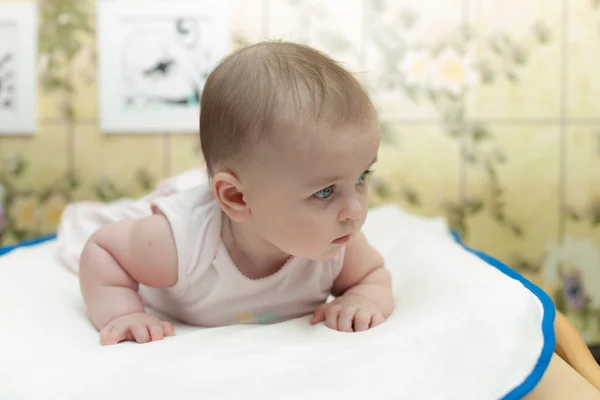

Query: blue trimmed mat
[0,234,57,256]
[0,231,555,399]
[451,231,555,399]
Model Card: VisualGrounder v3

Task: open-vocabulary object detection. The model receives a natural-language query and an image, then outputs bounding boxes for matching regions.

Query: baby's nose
[338,197,363,221]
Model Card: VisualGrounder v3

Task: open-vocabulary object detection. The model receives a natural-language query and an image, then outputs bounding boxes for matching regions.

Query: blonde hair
[200,41,377,175]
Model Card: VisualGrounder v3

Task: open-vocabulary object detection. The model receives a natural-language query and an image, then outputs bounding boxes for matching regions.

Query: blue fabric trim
[0,234,57,256]
[0,230,556,398]
[451,231,556,400]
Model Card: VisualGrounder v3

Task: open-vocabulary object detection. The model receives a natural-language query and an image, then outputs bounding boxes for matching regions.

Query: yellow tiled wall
[2,0,600,340]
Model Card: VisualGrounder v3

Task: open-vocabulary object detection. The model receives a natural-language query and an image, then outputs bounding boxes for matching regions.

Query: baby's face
[243,120,381,260]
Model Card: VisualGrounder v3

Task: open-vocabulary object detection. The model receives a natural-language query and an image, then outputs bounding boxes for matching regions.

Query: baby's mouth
[332,234,351,245]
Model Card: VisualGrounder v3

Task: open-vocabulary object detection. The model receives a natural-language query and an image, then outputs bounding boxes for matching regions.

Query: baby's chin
[293,245,343,262]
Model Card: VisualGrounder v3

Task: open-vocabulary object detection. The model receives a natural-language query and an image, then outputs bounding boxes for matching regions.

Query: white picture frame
[0,2,37,135]
[97,0,231,133]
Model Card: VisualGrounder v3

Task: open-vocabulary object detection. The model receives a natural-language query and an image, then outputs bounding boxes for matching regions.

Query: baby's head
[200,41,380,260]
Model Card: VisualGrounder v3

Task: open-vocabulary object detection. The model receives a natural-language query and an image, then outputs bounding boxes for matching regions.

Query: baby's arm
[311,232,393,332]
[79,214,178,345]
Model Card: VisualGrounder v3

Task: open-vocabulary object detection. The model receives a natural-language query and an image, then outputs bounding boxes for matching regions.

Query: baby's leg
[524,352,600,399]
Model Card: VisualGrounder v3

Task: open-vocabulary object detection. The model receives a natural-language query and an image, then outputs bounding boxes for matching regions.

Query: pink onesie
[139,182,346,327]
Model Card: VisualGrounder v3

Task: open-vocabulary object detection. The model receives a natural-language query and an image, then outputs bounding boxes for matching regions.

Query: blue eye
[313,186,334,199]
[357,170,372,185]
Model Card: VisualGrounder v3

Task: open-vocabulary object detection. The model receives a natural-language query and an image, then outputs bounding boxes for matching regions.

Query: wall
[1,0,600,340]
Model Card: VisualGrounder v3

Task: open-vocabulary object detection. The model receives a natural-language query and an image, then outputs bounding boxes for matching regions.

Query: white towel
[0,205,554,400]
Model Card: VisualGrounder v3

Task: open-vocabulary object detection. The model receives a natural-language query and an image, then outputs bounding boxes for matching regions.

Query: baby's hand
[310,294,385,332]
[99,312,175,346]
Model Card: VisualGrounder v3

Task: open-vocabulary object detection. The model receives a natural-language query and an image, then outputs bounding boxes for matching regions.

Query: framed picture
[0,2,37,135]
[97,0,231,133]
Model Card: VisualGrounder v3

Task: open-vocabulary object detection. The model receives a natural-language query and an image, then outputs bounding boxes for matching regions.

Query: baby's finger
[101,325,127,346]
[338,307,357,332]
[370,313,385,328]
[311,304,328,325]
[160,321,175,336]
[353,309,372,332]
[325,305,342,330]
[149,324,165,342]
[99,326,114,346]
[131,324,151,344]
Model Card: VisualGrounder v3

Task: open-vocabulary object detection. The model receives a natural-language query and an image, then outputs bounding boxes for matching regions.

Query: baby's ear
[211,172,250,222]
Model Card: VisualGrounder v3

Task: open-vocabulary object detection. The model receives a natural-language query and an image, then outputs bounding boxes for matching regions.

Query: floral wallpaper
[1,0,600,341]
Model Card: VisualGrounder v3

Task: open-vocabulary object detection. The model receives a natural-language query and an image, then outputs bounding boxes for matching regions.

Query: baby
[79,41,394,346]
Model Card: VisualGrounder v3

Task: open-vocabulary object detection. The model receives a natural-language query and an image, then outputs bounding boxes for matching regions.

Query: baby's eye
[313,185,334,199]
[357,170,372,185]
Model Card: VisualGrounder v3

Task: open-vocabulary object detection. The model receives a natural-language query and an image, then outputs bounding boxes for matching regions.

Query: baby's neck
[222,216,291,280]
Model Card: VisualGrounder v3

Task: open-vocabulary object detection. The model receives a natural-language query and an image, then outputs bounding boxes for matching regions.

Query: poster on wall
[97,0,231,133]
[0,3,37,135]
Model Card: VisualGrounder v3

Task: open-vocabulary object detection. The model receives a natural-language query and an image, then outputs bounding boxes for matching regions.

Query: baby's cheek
[303,219,331,243]
[269,209,331,252]
[281,217,317,242]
